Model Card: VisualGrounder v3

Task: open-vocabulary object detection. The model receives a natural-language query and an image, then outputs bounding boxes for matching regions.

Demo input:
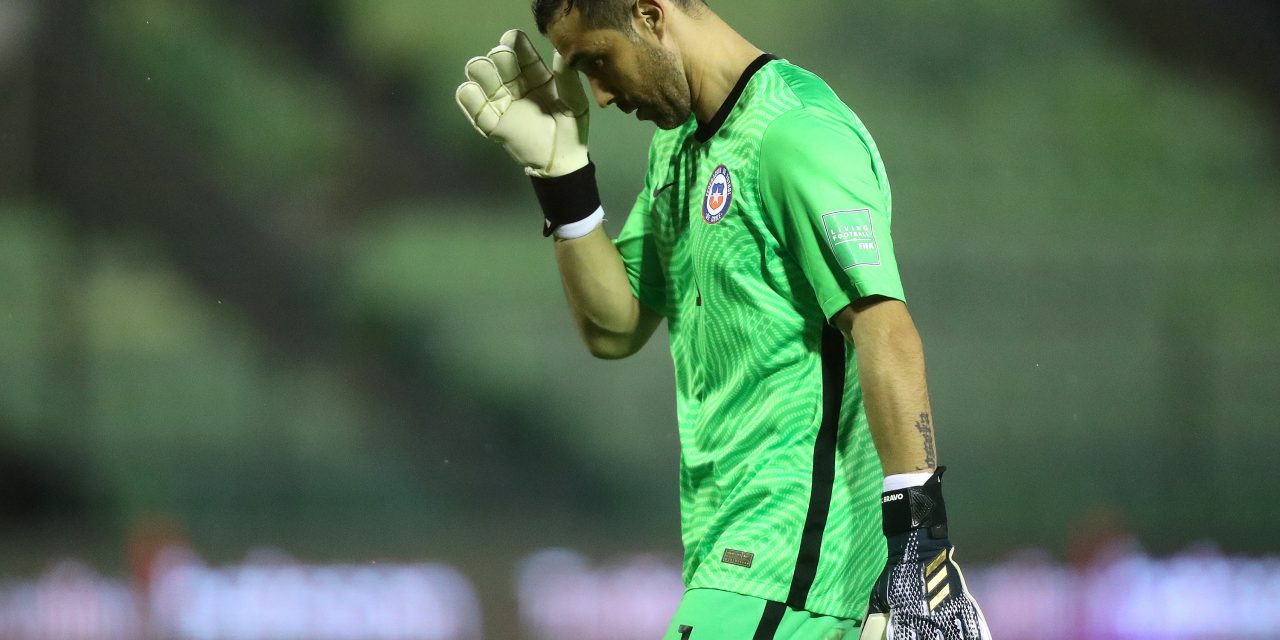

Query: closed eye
[570,53,606,74]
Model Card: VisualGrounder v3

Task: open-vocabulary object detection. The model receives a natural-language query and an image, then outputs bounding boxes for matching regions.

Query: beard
[637,39,692,130]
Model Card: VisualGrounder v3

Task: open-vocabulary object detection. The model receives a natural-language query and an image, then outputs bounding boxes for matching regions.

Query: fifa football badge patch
[821,209,881,269]
[702,165,733,224]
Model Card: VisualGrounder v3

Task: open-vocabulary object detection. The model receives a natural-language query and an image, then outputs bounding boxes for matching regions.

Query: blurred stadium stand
[1,0,1277,637]
[1,546,1278,639]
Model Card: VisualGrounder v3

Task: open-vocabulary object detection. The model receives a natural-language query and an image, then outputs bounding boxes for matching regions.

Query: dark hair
[532,0,705,35]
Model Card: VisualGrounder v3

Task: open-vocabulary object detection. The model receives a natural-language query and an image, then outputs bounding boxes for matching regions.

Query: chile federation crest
[702,165,733,224]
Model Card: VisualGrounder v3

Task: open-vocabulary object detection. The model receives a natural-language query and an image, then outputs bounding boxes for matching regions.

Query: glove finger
[858,613,888,640]
[552,51,590,116]
[464,55,511,104]
[455,81,500,136]
[500,29,554,90]
[487,44,526,99]
[975,604,993,640]
[945,550,993,640]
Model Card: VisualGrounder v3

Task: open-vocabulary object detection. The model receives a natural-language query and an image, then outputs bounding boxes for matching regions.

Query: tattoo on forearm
[915,413,937,468]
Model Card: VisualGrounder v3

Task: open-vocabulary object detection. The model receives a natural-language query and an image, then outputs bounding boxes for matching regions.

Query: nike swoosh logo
[653,182,676,198]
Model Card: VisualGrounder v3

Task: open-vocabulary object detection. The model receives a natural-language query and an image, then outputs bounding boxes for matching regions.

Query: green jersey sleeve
[613,148,672,317]
[758,107,905,320]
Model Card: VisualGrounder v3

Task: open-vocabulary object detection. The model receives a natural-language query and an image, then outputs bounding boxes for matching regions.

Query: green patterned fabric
[661,588,859,639]
[614,56,903,620]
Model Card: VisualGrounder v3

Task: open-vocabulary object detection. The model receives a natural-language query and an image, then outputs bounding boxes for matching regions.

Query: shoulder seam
[755,106,820,205]
[753,105,817,272]
[768,61,818,111]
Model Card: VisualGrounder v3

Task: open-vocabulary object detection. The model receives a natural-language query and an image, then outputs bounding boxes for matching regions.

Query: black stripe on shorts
[752,600,788,640]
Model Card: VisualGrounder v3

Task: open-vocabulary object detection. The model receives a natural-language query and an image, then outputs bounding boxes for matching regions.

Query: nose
[588,77,615,109]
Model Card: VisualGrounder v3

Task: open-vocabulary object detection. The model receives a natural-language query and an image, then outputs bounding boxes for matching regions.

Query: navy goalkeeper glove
[860,467,991,640]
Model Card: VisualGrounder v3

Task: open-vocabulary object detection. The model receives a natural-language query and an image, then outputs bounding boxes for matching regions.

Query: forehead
[546,8,627,59]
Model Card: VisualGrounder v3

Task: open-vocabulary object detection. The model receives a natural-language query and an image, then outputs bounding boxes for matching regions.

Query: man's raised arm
[455,29,659,359]
[554,227,662,359]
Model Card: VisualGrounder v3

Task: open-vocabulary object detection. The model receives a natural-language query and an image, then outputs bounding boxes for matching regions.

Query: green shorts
[661,588,861,640]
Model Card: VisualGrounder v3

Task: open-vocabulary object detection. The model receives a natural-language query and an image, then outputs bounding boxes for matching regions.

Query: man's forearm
[857,334,937,475]
[839,299,937,475]
[553,225,653,358]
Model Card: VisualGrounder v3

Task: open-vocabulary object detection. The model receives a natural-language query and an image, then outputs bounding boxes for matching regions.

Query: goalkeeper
[455,1,991,638]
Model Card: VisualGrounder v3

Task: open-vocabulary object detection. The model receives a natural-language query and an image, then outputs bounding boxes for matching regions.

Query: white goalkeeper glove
[860,467,992,640]
[454,29,590,179]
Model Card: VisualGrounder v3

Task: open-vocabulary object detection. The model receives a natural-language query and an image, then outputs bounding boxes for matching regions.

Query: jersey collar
[694,53,779,143]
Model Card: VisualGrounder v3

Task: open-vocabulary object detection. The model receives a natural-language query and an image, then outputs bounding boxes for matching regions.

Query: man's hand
[455,29,590,178]
[860,468,991,640]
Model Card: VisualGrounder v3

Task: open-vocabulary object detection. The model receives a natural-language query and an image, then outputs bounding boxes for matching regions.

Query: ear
[634,0,665,37]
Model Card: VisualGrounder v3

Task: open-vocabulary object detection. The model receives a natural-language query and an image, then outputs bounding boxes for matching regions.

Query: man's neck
[675,13,764,125]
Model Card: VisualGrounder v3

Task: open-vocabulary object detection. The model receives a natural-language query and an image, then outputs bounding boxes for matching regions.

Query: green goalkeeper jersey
[614,55,905,620]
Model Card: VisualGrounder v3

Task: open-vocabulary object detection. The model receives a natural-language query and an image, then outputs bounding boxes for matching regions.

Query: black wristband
[880,466,949,539]
[530,162,602,237]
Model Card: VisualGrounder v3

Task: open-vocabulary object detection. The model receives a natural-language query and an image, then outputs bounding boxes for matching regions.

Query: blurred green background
[1,0,1278,635]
